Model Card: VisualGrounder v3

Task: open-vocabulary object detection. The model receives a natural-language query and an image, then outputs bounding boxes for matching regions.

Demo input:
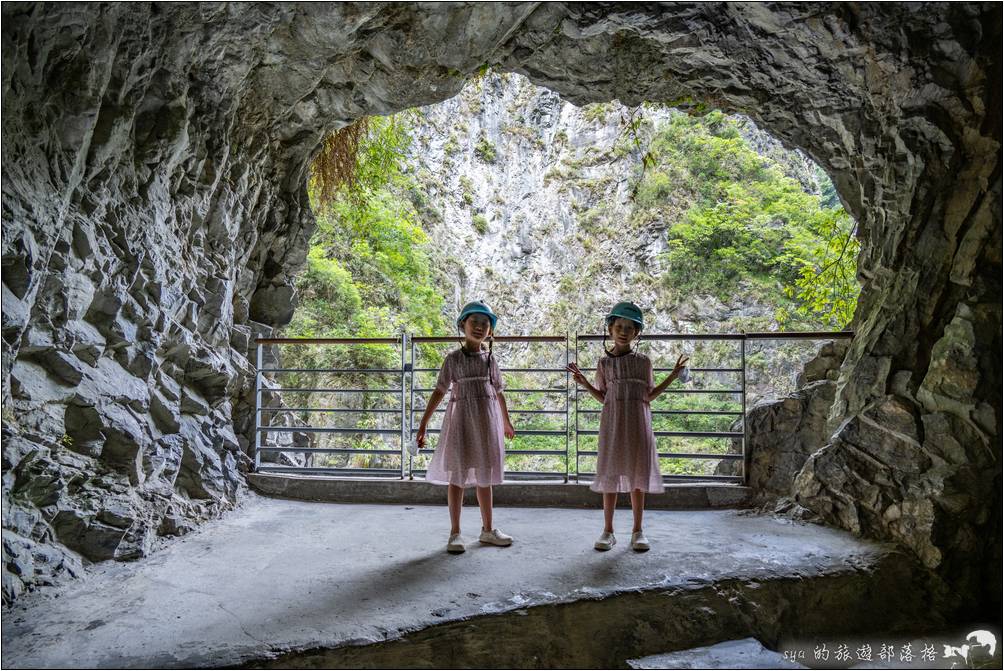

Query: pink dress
[591,351,665,493]
[425,348,506,487]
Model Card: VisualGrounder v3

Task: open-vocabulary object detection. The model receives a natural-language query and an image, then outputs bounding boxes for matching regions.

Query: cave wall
[2,2,999,615]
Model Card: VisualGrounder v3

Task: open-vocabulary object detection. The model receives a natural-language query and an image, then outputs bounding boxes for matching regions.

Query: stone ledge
[247,472,753,509]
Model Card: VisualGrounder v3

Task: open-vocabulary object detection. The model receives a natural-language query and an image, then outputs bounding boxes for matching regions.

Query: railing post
[564,332,570,483]
[573,333,580,483]
[254,342,263,472]
[740,334,748,485]
[400,332,407,480]
[408,335,416,480]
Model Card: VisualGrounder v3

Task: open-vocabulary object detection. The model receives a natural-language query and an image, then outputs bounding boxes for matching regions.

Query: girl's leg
[630,489,645,532]
[448,484,464,534]
[476,486,493,530]
[603,493,617,533]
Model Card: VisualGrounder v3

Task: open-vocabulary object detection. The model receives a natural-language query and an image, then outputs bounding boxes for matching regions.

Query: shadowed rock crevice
[1,2,1000,620]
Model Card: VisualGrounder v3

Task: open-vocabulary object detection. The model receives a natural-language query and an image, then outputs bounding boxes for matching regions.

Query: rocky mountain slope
[398,72,842,400]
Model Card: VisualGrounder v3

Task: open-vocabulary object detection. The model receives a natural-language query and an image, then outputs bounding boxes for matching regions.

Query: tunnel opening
[267,70,862,481]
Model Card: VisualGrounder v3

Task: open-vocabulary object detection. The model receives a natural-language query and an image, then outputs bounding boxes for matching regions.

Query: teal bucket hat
[457,300,497,330]
[606,301,644,330]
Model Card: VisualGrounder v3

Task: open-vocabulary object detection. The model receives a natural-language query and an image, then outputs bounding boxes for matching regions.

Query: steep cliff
[395,72,846,403]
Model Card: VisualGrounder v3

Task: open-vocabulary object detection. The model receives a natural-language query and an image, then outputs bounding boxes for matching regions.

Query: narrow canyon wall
[2,3,999,617]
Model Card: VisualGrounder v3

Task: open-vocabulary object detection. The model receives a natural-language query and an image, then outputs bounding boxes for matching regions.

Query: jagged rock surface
[716,340,849,498]
[1,2,999,619]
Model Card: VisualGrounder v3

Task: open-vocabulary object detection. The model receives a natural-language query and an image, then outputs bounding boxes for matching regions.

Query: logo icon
[943,630,997,668]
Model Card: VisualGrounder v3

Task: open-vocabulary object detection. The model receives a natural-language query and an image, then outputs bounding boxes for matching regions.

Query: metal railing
[574,333,749,484]
[254,337,408,477]
[409,335,571,481]
[253,331,853,483]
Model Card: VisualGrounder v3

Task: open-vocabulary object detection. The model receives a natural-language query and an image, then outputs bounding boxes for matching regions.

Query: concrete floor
[2,493,897,669]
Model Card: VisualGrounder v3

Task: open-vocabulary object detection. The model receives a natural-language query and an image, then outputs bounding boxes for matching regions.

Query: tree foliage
[644,111,859,327]
[284,114,448,384]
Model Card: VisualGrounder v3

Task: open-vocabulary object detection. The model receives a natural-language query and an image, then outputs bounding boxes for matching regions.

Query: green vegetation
[583,102,611,123]
[639,110,859,327]
[474,135,497,163]
[281,115,449,470]
[458,175,475,206]
[472,213,488,234]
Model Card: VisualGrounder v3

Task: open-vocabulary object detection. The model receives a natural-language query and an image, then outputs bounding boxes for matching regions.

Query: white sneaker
[447,533,466,554]
[630,530,650,552]
[594,531,616,551]
[478,528,513,546]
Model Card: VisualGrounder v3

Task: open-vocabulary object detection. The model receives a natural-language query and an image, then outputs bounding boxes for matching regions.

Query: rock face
[716,340,849,500]
[404,73,825,404]
[1,2,999,619]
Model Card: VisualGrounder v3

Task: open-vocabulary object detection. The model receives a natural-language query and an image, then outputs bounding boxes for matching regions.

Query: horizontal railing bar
[501,367,570,373]
[510,430,566,436]
[262,408,401,413]
[408,449,563,456]
[411,408,567,415]
[576,451,742,459]
[576,472,744,482]
[259,368,403,374]
[412,367,568,373]
[411,336,566,343]
[256,337,400,344]
[577,334,742,342]
[409,469,568,479]
[668,367,742,373]
[504,450,569,456]
[258,447,402,454]
[660,473,743,481]
[574,367,742,373]
[413,387,567,394]
[576,389,743,395]
[256,467,403,475]
[576,409,743,416]
[575,430,742,438]
[268,388,401,393]
[576,331,853,342]
[412,428,565,436]
[258,427,400,434]
[744,330,855,339]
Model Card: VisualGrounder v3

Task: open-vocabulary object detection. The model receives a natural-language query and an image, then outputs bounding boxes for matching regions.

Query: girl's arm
[647,354,689,403]
[497,393,516,439]
[416,388,446,448]
[566,363,605,404]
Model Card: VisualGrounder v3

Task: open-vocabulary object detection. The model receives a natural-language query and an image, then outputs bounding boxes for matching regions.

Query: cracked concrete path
[2,493,896,668]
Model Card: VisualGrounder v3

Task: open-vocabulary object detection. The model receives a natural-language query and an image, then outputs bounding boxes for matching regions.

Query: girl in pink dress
[416,301,516,554]
[567,301,688,552]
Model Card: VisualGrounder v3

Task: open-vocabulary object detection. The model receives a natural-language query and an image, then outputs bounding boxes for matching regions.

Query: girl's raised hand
[566,362,588,386]
[671,354,690,377]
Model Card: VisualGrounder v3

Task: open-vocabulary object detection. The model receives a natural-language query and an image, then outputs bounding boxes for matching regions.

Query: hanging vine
[310,117,370,208]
